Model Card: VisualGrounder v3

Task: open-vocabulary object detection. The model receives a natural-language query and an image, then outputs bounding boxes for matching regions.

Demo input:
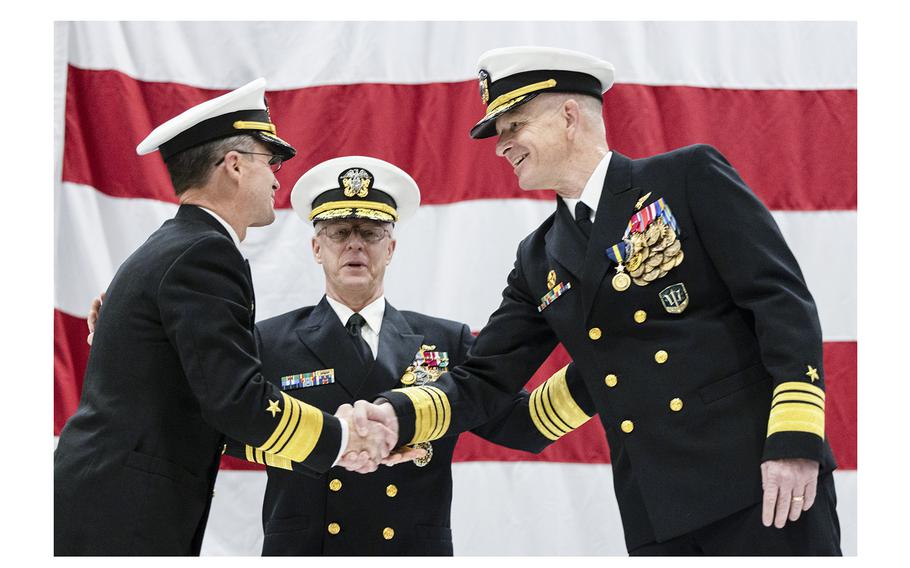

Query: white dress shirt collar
[562,151,613,222]
[325,295,385,359]
[196,206,242,249]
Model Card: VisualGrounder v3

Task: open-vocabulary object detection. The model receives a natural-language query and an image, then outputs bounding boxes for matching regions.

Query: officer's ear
[220,150,245,181]
[312,224,323,264]
[563,98,582,139]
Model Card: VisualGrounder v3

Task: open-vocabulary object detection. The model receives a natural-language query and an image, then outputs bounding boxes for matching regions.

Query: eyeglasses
[215,151,283,172]
[318,224,390,244]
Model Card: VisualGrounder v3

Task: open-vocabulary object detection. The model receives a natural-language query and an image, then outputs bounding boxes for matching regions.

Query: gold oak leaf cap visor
[291,156,421,224]
[136,77,296,162]
[470,46,615,139]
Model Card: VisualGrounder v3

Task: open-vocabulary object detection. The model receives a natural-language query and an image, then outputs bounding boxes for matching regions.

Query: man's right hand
[86,292,106,346]
[335,401,397,473]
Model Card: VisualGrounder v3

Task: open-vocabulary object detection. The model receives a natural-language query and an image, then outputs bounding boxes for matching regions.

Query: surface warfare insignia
[280,368,335,391]
[401,344,449,386]
[478,69,491,105]
[607,198,684,288]
[659,283,689,314]
[340,168,372,198]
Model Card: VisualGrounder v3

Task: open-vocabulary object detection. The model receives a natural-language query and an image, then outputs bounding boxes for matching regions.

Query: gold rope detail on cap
[485,79,558,116]
[309,200,398,221]
[233,120,277,134]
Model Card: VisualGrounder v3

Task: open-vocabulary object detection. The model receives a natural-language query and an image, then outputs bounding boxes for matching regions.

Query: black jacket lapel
[294,297,370,398]
[579,152,643,319]
[354,302,424,399]
[544,199,587,281]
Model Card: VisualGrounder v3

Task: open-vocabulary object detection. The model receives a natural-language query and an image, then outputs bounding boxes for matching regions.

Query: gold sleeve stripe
[242,445,293,470]
[767,404,825,438]
[258,392,324,462]
[773,381,825,401]
[772,391,825,410]
[391,385,451,444]
[263,452,293,470]
[530,383,562,441]
[529,365,592,441]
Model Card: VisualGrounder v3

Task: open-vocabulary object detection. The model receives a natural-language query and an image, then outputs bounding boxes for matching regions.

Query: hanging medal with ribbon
[605,241,632,292]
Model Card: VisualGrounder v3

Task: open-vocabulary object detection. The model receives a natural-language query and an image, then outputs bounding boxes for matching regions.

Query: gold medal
[630,262,647,277]
[612,264,631,291]
[645,222,662,245]
[626,252,644,272]
[633,276,649,287]
[674,250,685,267]
[664,240,681,258]
[646,252,664,269]
[660,256,676,272]
[613,271,631,291]
[643,267,661,282]
[400,371,416,385]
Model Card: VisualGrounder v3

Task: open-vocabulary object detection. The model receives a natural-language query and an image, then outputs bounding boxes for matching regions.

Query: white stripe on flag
[64,21,856,90]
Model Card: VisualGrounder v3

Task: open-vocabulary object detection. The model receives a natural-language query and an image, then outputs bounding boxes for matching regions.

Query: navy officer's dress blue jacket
[382,145,838,551]
[227,297,565,555]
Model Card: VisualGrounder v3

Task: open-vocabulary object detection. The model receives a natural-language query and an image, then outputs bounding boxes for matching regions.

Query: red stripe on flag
[54,310,90,436]
[53,309,856,469]
[62,67,856,211]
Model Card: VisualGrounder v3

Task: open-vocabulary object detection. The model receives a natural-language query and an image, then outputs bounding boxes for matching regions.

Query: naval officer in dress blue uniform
[373,46,841,555]
[55,80,393,555]
[224,156,580,555]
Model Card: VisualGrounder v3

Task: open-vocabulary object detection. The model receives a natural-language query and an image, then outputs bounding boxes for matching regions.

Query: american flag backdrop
[53,21,857,555]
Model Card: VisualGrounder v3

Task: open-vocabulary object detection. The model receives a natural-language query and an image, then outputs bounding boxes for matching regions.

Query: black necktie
[345,313,374,364]
[575,202,594,239]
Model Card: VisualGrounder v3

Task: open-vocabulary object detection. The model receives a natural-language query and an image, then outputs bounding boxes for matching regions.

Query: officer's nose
[495,135,512,158]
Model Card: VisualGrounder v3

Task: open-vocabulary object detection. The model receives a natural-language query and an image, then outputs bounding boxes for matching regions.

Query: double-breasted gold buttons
[655,350,669,364]
[386,484,398,497]
[634,310,647,324]
[329,478,342,492]
[621,420,634,433]
[604,374,618,388]
[383,527,395,540]
[670,398,684,412]
[327,522,341,535]
[588,327,602,340]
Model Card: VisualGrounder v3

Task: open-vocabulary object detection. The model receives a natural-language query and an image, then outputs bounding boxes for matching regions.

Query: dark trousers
[629,473,842,556]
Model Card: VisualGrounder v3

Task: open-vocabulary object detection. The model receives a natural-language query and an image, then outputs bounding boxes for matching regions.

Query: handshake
[334,400,426,473]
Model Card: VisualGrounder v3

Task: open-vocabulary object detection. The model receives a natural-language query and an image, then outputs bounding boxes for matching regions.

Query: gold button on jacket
[327,522,341,535]
[670,398,684,412]
[329,478,342,492]
[621,420,634,433]
[386,484,398,497]
[383,527,395,540]
[634,310,647,324]
[588,327,602,340]
[655,350,669,364]
[605,374,618,388]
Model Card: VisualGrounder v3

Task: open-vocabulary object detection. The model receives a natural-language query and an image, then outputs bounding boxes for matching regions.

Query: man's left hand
[761,458,819,528]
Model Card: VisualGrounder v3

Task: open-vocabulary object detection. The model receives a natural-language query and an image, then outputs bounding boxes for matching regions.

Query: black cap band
[160,109,274,161]
[487,69,603,108]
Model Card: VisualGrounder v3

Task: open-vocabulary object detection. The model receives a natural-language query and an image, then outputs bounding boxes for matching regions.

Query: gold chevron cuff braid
[257,392,324,462]
[391,385,452,444]
[244,446,293,470]
[767,381,826,438]
[529,365,593,441]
